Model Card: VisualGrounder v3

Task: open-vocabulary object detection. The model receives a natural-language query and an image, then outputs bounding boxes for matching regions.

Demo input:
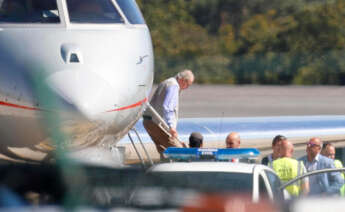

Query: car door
[253,165,273,202]
[264,170,285,201]
[259,171,274,201]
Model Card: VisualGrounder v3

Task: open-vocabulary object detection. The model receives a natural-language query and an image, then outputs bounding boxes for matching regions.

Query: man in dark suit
[299,137,344,195]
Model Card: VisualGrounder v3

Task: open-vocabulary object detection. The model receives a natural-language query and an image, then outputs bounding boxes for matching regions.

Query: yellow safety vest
[334,160,345,179]
[272,157,303,197]
[334,159,345,196]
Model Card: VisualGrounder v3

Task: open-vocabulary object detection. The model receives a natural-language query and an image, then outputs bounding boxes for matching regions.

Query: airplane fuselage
[0,0,153,165]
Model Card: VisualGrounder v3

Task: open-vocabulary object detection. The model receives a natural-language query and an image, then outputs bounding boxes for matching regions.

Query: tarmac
[118,85,345,163]
[179,85,345,118]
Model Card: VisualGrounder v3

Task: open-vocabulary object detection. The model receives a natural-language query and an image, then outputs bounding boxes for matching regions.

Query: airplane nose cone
[46,70,115,119]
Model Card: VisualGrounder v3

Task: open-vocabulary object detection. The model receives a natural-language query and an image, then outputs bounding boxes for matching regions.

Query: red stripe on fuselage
[0,98,147,113]
[0,101,41,111]
[106,98,147,112]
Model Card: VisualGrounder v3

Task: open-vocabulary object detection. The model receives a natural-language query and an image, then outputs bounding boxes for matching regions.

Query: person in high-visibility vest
[337,160,345,196]
[270,139,309,197]
[321,142,345,196]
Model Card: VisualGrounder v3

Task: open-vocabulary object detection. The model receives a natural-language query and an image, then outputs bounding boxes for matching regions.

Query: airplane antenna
[218,112,225,144]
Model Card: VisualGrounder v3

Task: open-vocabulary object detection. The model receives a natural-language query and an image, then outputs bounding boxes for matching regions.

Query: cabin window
[0,0,60,23]
[66,0,124,24]
[116,0,145,24]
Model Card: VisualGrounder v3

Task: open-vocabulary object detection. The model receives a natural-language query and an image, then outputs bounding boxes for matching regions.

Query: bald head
[307,137,322,161]
[226,132,241,149]
[280,140,294,158]
[309,137,322,146]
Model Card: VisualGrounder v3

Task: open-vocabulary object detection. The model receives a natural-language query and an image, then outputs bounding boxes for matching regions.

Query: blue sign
[163,147,260,161]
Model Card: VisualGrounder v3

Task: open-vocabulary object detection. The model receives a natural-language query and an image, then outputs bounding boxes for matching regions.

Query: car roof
[149,162,269,173]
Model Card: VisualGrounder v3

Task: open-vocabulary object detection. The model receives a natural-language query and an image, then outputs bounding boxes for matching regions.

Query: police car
[147,148,287,203]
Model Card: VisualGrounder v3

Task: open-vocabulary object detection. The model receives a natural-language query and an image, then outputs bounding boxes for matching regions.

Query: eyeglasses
[307,142,321,147]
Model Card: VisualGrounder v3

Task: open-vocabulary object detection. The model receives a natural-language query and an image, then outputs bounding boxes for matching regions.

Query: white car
[148,161,285,203]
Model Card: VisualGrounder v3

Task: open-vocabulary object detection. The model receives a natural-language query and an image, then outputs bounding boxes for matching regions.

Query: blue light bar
[163,148,260,161]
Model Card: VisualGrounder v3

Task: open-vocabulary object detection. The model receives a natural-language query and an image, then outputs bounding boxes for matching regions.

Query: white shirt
[305,154,321,194]
[305,154,320,172]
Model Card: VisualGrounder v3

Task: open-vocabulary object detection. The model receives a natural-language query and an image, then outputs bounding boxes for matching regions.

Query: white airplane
[0,0,153,166]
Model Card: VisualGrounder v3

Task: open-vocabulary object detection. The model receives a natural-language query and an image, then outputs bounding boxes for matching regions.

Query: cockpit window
[0,0,60,23]
[116,0,145,24]
[66,0,124,24]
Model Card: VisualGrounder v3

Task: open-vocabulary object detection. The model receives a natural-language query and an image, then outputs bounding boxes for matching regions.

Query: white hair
[176,69,194,81]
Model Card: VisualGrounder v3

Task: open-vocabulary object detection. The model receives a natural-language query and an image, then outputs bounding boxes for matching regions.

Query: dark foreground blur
[0,163,344,211]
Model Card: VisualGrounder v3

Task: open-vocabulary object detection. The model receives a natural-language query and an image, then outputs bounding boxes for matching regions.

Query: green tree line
[137,0,345,85]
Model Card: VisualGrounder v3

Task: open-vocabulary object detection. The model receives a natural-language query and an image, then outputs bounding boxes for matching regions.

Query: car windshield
[0,0,60,23]
[66,0,124,24]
